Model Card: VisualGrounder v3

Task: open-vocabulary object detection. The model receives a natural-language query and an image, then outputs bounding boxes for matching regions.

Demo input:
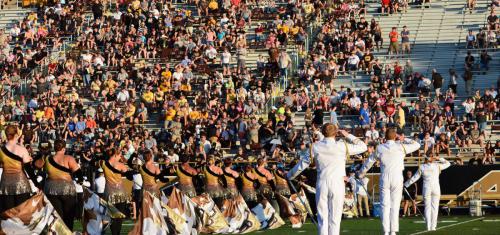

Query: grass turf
[74,216,500,234]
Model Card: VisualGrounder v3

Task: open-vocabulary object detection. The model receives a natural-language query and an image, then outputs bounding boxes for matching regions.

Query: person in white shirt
[94,168,106,198]
[288,124,367,235]
[116,89,130,103]
[356,176,370,217]
[349,93,361,109]
[221,49,232,76]
[422,132,435,154]
[348,53,360,72]
[358,128,421,235]
[365,124,380,142]
[404,154,450,231]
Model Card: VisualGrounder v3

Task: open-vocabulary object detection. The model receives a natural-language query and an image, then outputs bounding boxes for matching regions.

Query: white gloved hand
[82,181,91,188]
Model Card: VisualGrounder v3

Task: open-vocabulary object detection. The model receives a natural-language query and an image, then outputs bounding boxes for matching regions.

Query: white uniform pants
[380,173,403,233]
[423,183,440,231]
[316,178,345,235]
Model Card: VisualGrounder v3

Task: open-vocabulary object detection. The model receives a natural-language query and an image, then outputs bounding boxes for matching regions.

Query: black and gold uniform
[100,160,131,235]
[274,169,291,197]
[176,164,197,197]
[203,166,225,200]
[101,160,131,205]
[224,168,238,199]
[241,172,258,203]
[140,164,160,197]
[254,168,274,200]
[43,156,77,230]
[0,145,31,212]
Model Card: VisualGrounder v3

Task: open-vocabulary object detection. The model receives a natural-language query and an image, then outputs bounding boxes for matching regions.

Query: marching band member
[358,128,421,235]
[204,156,225,206]
[254,158,277,210]
[0,125,33,213]
[241,165,259,208]
[223,158,239,199]
[34,139,82,230]
[176,155,199,197]
[404,154,450,231]
[100,148,133,235]
[139,150,169,197]
[273,166,291,198]
[288,124,367,235]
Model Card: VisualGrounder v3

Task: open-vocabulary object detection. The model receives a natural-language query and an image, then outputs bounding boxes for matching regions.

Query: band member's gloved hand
[403,182,410,188]
[82,180,91,188]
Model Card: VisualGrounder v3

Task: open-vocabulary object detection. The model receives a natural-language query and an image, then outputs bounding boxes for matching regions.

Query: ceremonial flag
[276,194,303,228]
[289,188,312,225]
[129,191,171,235]
[220,194,260,234]
[251,200,285,230]
[191,194,229,234]
[0,192,72,235]
[163,187,198,235]
[82,188,125,235]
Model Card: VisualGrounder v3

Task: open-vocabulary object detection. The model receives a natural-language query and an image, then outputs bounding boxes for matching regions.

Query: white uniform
[94,175,106,195]
[359,139,420,235]
[287,135,367,235]
[404,158,450,231]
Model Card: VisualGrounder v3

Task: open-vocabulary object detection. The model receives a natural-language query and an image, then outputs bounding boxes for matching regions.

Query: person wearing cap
[288,124,367,235]
[357,128,421,235]
[404,153,450,231]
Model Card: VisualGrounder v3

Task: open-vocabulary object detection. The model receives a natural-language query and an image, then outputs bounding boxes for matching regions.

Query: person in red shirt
[381,0,391,14]
[388,27,399,55]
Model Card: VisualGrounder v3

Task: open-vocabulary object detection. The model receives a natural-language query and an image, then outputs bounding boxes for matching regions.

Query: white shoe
[391,232,397,235]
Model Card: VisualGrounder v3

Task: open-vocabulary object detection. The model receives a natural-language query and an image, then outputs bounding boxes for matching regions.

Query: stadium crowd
[0,0,498,233]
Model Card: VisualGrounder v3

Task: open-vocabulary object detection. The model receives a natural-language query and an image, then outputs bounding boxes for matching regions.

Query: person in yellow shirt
[165,106,176,121]
[161,69,172,80]
[290,25,300,36]
[189,107,200,121]
[35,108,45,121]
[280,25,290,34]
[396,104,406,129]
[142,88,154,106]
[154,88,164,111]
[159,79,170,92]
[180,81,192,92]
[125,102,136,123]
[178,96,188,107]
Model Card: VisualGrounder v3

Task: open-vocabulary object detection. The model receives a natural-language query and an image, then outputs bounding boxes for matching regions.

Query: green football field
[74,216,500,234]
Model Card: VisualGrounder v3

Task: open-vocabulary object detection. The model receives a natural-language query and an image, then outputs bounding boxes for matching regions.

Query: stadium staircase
[0,4,32,29]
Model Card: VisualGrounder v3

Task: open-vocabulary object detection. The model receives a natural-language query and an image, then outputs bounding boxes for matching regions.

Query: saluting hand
[338,129,350,138]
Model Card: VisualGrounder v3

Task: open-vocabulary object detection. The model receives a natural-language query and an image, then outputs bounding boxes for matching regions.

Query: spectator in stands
[388,27,399,56]
[401,26,411,54]
[431,69,443,99]
[468,152,483,166]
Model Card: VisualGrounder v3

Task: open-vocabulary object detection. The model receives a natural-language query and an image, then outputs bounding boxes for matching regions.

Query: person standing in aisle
[288,124,367,235]
[404,154,450,231]
[357,128,421,235]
